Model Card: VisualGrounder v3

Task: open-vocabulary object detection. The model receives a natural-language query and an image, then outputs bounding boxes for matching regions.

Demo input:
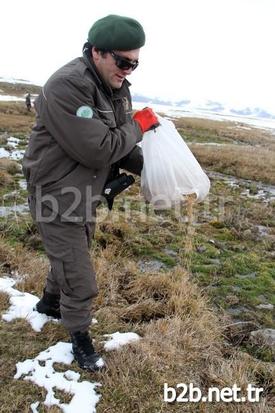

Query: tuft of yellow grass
[0,238,48,295]
[0,170,14,187]
[0,158,22,175]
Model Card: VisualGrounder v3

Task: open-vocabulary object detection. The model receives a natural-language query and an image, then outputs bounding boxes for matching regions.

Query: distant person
[22,15,158,372]
[25,93,31,111]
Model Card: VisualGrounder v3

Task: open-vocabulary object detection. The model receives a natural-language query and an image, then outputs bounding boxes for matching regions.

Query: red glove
[133,107,159,133]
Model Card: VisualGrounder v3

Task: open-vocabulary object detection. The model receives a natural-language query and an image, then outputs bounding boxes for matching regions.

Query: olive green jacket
[23,45,143,222]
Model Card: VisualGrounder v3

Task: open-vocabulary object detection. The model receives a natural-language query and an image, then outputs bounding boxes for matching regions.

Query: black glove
[102,173,135,210]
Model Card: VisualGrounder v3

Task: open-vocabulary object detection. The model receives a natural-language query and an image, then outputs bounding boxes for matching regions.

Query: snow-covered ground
[132,101,275,132]
[0,77,39,85]
[0,276,141,413]
[0,135,25,160]
[1,77,275,131]
[0,95,25,102]
[0,147,25,160]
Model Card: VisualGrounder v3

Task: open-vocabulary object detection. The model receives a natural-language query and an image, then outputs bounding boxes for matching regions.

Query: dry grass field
[175,117,275,184]
[0,101,35,133]
[0,98,274,412]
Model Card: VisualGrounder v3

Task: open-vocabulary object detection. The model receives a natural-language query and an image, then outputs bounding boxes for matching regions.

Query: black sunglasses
[110,51,139,71]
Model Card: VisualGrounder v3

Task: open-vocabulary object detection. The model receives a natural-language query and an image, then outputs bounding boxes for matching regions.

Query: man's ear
[91,46,98,59]
[92,46,105,62]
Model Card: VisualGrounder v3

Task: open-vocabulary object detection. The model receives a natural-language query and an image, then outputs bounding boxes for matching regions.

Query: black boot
[70,331,105,372]
[35,289,61,319]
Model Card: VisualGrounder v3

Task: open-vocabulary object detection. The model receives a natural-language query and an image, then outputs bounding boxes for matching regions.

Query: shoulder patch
[76,105,93,118]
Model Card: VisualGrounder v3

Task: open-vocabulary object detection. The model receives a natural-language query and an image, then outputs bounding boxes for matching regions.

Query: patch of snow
[0,204,29,217]
[235,125,252,130]
[0,147,10,157]
[19,179,27,190]
[10,149,25,160]
[133,100,275,131]
[14,342,101,413]
[0,95,24,101]
[190,142,226,146]
[7,136,20,148]
[208,171,275,202]
[103,332,141,351]
[64,370,81,381]
[0,276,59,332]
[256,303,274,310]
[31,401,40,412]
[0,76,38,85]
[95,358,105,369]
[0,147,25,160]
[0,277,18,295]
[240,189,266,200]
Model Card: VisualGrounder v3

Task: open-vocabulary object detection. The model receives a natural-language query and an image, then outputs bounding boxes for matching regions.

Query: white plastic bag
[140,115,210,208]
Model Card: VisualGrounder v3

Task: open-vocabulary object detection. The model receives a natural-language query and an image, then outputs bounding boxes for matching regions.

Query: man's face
[92,48,140,89]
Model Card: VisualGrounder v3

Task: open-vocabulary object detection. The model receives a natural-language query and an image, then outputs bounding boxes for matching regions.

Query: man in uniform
[23,14,158,372]
[25,93,31,111]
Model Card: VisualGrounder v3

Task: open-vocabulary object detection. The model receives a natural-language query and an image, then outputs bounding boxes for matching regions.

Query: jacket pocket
[96,107,116,128]
[50,250,74,295]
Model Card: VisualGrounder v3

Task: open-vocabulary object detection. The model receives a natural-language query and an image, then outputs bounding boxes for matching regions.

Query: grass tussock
[93,247,274,412]
[0,170,14,187]
[0,158,22,175]
[0,237,47,294]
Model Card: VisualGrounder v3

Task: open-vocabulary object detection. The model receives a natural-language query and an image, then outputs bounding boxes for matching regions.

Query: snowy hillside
[1,77,275,130]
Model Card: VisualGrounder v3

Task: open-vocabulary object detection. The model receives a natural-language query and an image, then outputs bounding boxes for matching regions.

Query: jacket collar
[82,42,131,98]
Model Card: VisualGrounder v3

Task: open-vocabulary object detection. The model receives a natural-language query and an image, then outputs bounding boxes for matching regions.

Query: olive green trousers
[28,196,98,333]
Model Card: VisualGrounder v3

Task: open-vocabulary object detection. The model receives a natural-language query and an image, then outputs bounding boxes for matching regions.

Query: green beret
[88,14,145,51]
